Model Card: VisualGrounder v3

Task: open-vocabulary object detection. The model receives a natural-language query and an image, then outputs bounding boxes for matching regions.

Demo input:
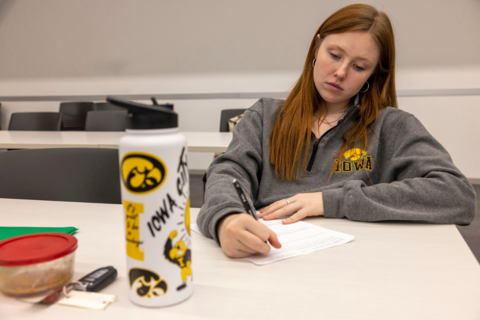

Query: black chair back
[219,109,247,132]
[0,148,121,204]
[85,110,128,131]
[93,102,125,111]
[8,112,62,131]
[59,102,94,130]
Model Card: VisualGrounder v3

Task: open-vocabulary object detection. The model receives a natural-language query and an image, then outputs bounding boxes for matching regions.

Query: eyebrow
[330,45,371,63]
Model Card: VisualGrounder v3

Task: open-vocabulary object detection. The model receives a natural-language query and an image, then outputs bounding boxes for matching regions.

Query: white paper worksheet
[191,219,354,265]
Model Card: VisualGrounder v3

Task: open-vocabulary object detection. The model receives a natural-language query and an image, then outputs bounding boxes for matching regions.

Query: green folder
[0,227,78,242]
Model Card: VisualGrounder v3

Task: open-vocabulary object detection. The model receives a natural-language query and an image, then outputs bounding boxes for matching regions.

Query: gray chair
[8,112,62,131]
[93,102,125,111]
[0,148,121,204]
[219,109,246,132]
[59,101,94,130]
[85,110,128,131]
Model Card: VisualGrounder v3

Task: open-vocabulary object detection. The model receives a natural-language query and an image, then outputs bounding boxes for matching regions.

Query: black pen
[232,179,259,221]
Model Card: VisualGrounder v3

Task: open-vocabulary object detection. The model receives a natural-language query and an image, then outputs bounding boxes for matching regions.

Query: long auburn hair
[269,4,397,181]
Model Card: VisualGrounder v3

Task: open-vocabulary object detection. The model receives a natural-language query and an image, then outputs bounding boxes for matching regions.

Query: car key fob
[74,266,117,292]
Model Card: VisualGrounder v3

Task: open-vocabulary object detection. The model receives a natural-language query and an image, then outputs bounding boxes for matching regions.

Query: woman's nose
[334,63,348,80]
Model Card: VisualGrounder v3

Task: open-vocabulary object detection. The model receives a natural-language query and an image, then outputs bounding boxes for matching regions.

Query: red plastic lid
[0,233,78,267]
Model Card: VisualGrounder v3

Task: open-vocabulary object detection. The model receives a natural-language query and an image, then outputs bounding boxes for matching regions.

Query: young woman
[196,4,476,258]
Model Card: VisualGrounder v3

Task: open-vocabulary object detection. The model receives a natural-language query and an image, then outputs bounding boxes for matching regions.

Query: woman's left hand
[258,192,324,224]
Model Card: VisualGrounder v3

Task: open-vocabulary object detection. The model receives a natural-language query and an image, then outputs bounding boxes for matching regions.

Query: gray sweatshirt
[197,97,476,243]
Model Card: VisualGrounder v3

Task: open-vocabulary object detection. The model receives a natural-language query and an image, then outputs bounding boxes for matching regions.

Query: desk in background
[1,199,479,319]
[0,131,232,153]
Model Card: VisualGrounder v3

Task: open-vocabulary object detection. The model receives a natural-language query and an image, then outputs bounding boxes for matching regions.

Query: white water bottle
[108,97,192,307]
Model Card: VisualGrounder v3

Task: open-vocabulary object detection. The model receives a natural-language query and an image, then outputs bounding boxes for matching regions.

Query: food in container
[0,233,78,297]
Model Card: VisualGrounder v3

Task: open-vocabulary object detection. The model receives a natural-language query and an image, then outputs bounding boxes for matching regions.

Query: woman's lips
[326,82,343,91]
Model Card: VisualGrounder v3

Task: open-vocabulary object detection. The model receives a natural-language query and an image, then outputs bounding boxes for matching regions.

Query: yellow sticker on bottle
[124,200,144,261]
[185,198,191,236]
[121,152,167,195]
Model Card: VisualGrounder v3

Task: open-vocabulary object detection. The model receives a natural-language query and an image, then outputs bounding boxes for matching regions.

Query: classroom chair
[85,110,128,131]
[59,101,94,130]
[8,112,62,131]
[93,102,125,111]
[0,148,121,204]
[219,109,247,132]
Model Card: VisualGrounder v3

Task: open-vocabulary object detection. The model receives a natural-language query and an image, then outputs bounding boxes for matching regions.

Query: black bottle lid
[106,96,177,130]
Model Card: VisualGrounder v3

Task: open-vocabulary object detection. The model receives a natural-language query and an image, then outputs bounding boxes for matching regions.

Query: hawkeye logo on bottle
[129,268,168,298]
[121,152,167,195]
[335,148,372,173]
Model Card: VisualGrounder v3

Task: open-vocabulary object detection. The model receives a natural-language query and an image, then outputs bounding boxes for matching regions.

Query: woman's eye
[354,64,365,71]
[330,53,340,59]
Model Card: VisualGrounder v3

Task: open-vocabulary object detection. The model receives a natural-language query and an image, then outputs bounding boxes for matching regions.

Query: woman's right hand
[217,213,282,258]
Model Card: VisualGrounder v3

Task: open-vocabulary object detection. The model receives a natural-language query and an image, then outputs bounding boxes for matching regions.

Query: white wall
[1,0,479,77]
[0,0,479,177]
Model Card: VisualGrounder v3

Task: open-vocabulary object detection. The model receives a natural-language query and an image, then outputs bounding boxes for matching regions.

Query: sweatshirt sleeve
[322,112,476,225]
[196,101,265,244]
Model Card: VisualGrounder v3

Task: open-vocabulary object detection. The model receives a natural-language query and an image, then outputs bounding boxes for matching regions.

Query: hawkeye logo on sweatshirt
[334,148,372,173]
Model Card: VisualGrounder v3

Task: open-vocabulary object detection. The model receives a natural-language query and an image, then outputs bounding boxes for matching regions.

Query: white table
[1,199,479,320]
[0,131,232,153]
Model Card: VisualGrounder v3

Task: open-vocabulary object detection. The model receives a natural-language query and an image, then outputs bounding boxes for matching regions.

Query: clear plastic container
[0,233,78,297]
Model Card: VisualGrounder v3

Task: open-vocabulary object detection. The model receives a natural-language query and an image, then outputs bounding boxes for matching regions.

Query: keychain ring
[63,281,83,298]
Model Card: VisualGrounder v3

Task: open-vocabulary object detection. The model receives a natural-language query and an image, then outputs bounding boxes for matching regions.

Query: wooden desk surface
[0,131,232,153]
[0,199,479,320]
